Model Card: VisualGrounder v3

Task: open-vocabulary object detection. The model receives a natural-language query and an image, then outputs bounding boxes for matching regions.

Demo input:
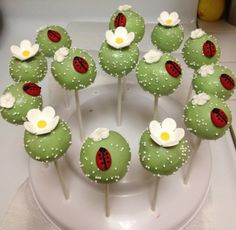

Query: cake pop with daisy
[9,40,47,83]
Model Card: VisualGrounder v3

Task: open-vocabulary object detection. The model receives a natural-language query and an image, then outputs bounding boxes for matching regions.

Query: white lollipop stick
[117,77,124,126]
[122,77,126,101]
[74,91,85,141]
[153,96,159,120]
[185,83,193,104]
[63,90,71,109]
[183,137,202,185]
[151,176,160,213]
[54,160,69,200]
[105,184,110,217]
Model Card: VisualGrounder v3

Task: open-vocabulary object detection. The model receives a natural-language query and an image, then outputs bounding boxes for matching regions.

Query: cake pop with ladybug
[182,28,220,70]
[36,25,72,57]
[109,4,145,43]
[51,47,97,90]
[136,49,183,97]
[0,82,43,125]
[192,64,235,101]
[184,93,232,140]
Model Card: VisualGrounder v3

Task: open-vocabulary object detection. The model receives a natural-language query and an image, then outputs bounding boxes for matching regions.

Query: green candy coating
[24,120,72,162]
[51,48,97,90]
[139,130,190,176]
[9,52,47,83]
[109,9,145,43]
[192,64,236,101]
[99,41,139,78]
[136,53,182,96]
[36,25,72,57]
[182,34,220,70]
[0,83,43,125]
[184,96,232,140]
[151,24,184,52]
[80,131,131,184]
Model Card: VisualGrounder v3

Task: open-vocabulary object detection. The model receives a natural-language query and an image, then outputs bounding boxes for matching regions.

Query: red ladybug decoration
[73,56,89,74]
[47,30,61,43]
[220,74,235,90]
[114,13,127,28]
[96,147,112,171]
[23,82,41,96]
[211,108,228,128]
[203,40,216,58]
[165,61,182,78]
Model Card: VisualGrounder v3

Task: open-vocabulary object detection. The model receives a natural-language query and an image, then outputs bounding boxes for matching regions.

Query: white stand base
[29,84,212,230]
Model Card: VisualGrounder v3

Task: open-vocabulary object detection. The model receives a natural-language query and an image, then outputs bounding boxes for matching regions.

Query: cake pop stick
[136,50,183,119]
[139,119,190,212]
[75,91,85,141]
[153,96,159,120]
[105,184,110,217]
[185,83,193,105]
[23,106,72,200]
[80,128,131,217]
[183,93,232,184]
[51,47,97,140]
[63,90,71,109]
[99,27,139,126]
[117,77,123,126]
[151,176,160,212]
[54,159,70,200]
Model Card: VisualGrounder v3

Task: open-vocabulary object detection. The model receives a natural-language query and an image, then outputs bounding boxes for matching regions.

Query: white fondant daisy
[190,28,206,39]
[144,49,163,64]
[149,118,185,147]
[105,27,135,49]
[54,47,69,62]
[89,128,109,142]
[10,40,39,61]
[118,5,132,11]
[192,93,210,106]
[198,64,215,77]
[158,11,180,27]
[24,106,59,135]
[0,93,15,109]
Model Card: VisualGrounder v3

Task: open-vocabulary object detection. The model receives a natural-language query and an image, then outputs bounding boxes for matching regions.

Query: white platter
[29,83,212,230]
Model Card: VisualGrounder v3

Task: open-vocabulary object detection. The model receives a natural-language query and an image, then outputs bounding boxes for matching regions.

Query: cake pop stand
[29,83,212,230]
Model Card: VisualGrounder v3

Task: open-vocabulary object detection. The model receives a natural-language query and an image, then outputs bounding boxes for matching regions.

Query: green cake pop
[151,11,184,52]
[51,47,97,90]
[184,93,232,140]
[0,82,43,125]
[136,49,182,96]
[182,28,220,70]
[192,64,235,101]
[99,26,139,125]
[109,4,145,43]
[36,25,72,57]
[99,27,139,78]
[139,118,190,176]
[24,106,72,162]
[80,128,131,184]
[9,40,47,83]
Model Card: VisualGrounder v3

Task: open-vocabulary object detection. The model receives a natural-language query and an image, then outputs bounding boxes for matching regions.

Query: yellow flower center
[160,132,170,141]
[22,50,30,57]
[37,120,47,129]
[115,37,124,44]
[165,19,173,25]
